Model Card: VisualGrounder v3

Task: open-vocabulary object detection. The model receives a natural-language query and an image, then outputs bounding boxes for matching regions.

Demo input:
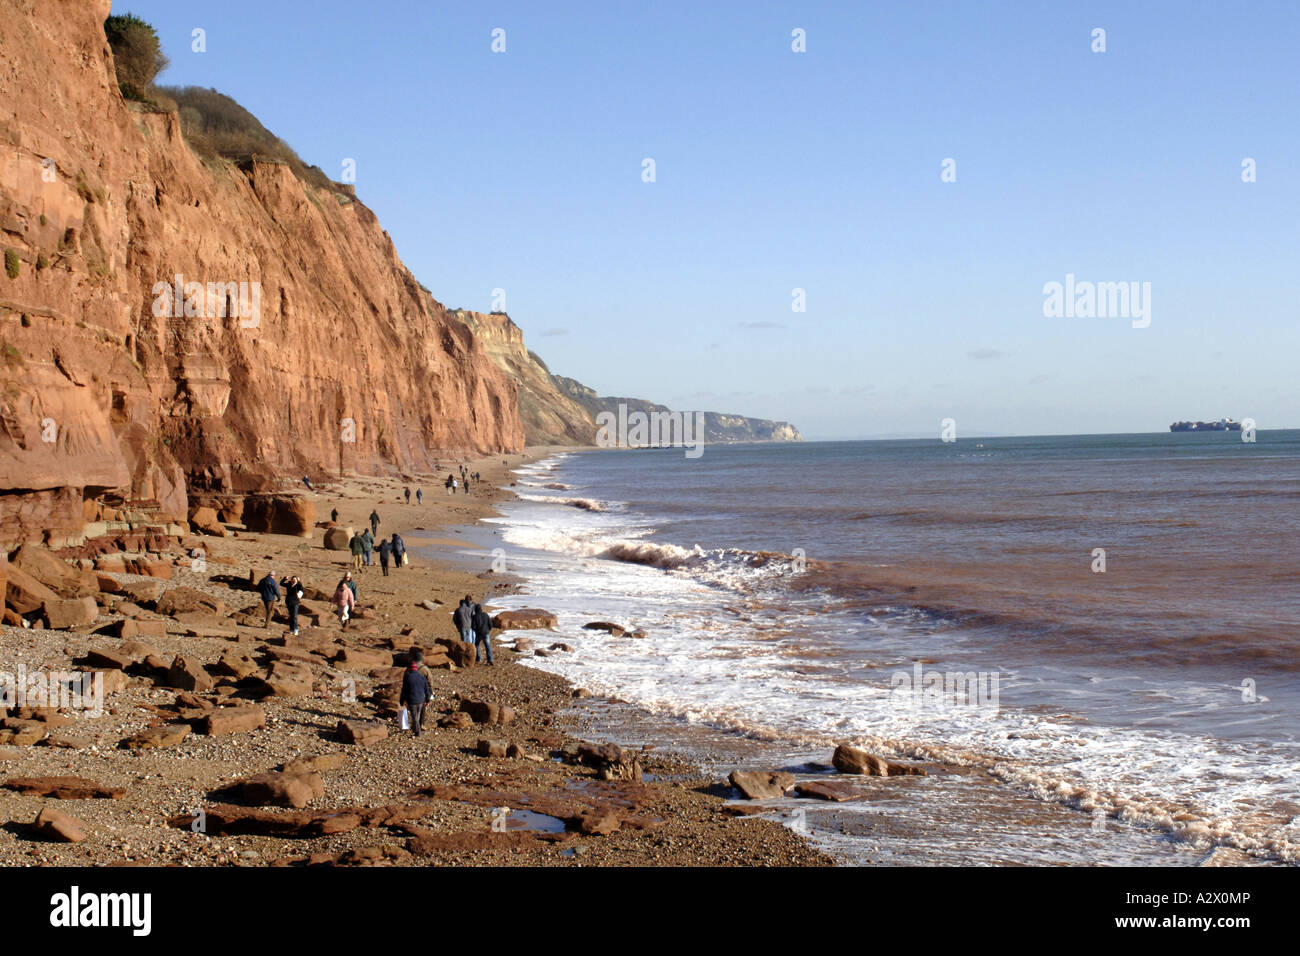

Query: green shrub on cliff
[4,249,20,279]
[158,86,333,190]
[104,13,169,101]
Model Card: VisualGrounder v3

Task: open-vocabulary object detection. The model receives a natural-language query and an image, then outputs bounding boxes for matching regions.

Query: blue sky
[127,0,1298,439]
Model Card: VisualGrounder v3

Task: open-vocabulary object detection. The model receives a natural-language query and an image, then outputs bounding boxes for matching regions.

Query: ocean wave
[515,492,609,512]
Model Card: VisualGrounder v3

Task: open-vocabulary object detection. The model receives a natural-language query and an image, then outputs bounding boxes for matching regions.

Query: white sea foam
[482,454,1300,864]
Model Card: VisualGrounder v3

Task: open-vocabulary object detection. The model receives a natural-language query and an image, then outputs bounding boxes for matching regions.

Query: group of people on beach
[254,489,501,738]
[444,465,482,495]
[253,569,311,636]
[343,508,406,576]
[453,595,496,665]
[397,595,495,735]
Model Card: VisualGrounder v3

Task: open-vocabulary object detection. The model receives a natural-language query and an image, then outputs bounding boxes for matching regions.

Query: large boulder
[433,638,476,669]
[214,647,261,680]
[197,705,266,736]
[258,661,314,698]
[10,544,82,595]
[242,495,316,537]
[122,725,191,750]
[34,806,87,842]
[216,769,324,809]
[334,646,392,671]
[119,579,164,607]
[165,655,215,693]
[459,699,516,726]
[831,743,927,777]
[795,780,866,801]
[40,596,97,629]
[5,563,58,614]
[323,526,351,551]
[492,608,558,630]
[729,770,797,800]
[155,586,226,618]
[563,741,643,781]
[338,719,388,745]
[188,506,226,537]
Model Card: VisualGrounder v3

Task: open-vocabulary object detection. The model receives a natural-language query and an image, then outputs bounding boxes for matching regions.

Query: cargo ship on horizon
[1169,418,1243,432]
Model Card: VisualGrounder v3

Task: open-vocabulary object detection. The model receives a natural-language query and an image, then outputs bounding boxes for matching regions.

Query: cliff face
[0,0,523,547]
[551,377,802,444]
[455,311,594,446]
[455,308,803,447]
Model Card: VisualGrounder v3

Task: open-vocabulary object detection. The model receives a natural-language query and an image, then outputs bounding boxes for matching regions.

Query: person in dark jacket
[280,574,305,636]
[257,571,281,628]
[330,507,339,523]
[369,508,380,536]
[414,655,437,728]
[344,571,358,604]
[360,528,374,567]
[377,537,393,576]
[472,603,495,665]
[404,487,411,504]
[452,596,474,644]
[399,651,433,736]
[415,488,422,505]
[391,532,405,569]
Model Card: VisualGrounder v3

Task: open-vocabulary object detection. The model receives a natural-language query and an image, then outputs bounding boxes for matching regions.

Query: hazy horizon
[125,0,1300,439]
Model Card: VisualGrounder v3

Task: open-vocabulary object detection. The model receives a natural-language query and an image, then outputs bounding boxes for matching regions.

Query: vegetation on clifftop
[104,13,169,102]
[156,86,334,190]
[104,15,333,192]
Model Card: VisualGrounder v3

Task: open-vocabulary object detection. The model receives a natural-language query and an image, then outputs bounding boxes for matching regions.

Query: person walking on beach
[330,507,338,523]
[464,475,471,494]
[400,650,432,736]
[445,474,453,495]
[345,570,358,604]
[414,653,435,728]
[331,577,354,630]
[391,532,406,569]
[361,527,374,567]
[257,570,281,628]
[472,603,495,666]
[377,536,393,576]
[369,508,380,536]
[452,596,474,644]
[415,487,422,505]
[280,573,305,636]
[349,530,365,571]
[404,487,411,504]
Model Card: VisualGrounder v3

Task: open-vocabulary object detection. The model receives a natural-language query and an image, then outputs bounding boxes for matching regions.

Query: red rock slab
[4,776,126,799]
[794,780,868,802]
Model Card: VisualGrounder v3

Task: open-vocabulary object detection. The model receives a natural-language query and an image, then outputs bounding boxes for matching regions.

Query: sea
[446,432,1300,866]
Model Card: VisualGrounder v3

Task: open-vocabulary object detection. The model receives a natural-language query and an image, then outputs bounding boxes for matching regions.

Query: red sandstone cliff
[455,311,596,446]
[0,0,524,548]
